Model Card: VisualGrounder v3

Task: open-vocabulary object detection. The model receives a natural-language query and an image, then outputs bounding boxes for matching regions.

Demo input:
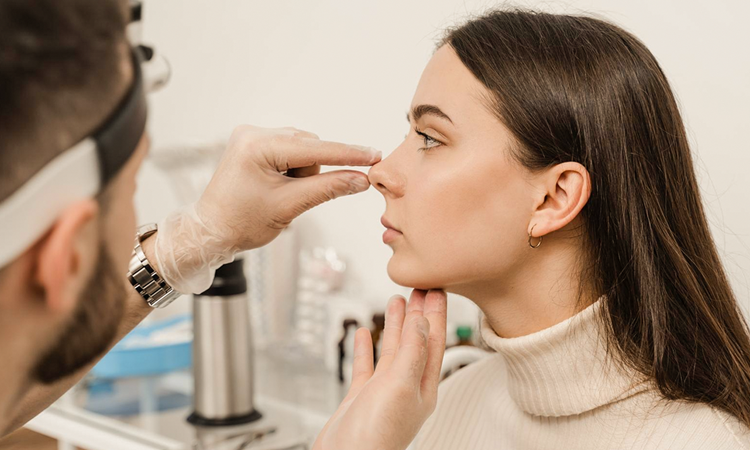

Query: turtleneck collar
[479,297,650,417]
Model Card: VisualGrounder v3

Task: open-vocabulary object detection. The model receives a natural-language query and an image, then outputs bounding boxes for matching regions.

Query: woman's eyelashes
[414,128,443,152]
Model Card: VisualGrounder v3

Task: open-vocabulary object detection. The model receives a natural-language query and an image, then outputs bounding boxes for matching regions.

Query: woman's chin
[386,257,442,291]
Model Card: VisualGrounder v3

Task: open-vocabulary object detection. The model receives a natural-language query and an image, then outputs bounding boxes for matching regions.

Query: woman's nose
[368,153,405,199]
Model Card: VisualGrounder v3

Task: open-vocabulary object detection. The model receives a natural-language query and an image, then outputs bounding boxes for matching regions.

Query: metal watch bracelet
[127,223,181,308]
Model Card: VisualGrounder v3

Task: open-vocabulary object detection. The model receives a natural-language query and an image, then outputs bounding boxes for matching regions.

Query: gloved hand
[154,125,381,294]
[314,289,448,450]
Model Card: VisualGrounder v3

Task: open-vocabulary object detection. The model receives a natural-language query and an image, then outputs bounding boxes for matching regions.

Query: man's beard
[31,245,126,384]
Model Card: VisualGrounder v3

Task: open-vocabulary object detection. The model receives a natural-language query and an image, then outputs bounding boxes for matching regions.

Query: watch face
[136,223,158,240]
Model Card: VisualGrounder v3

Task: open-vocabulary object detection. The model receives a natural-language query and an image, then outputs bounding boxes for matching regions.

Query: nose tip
[368,161,389,195]
[368,158,405,199]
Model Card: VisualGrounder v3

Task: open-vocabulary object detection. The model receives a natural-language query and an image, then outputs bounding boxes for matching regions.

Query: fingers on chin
[406,291,427,314]
[387,295,406,314]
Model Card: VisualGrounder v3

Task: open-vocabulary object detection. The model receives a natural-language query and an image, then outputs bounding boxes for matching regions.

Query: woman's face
[368,45,537,294]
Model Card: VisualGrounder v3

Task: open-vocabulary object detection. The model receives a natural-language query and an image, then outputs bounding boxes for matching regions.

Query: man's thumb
[282,171,370,219]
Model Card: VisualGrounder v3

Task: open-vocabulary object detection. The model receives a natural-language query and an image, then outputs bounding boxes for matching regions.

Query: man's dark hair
[0,0,130,201]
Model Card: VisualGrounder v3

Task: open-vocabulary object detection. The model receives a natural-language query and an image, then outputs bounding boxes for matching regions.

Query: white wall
[137,0,750,320]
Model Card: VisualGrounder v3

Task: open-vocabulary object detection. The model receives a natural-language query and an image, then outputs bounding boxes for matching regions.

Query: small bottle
[371,313,385,365]
[338,319,359,384]
[455,326,474,347]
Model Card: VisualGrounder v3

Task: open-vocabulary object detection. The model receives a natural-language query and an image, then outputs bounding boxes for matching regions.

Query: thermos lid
[197,258,247,297]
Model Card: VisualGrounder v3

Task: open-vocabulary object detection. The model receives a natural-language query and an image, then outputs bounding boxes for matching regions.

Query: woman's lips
[383,228,403,244]
[381,216,403,244]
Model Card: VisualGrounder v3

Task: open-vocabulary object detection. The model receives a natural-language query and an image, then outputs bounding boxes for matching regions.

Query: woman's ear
[528,162,591,238]
[34,199,99,314]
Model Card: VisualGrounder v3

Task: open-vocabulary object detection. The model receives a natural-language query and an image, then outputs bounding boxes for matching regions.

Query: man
[0,1,447,449]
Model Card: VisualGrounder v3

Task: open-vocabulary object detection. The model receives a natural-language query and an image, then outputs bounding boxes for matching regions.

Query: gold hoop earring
[528,224,543,249]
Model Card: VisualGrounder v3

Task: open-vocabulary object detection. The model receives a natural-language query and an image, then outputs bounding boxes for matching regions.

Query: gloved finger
[420,289,448,396]
[400,290,427,342]
[266,136,381,172]
[281,127,320,140]
[281,126,322,178]
[392,316,430,390]
[406,289,427,313]
[279,170,370,220]
[375,295,406,373]
[348,327,374,397]
[285,164,321,178]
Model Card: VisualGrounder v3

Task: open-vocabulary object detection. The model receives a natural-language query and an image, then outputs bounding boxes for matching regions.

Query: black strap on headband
[92,47,148,186]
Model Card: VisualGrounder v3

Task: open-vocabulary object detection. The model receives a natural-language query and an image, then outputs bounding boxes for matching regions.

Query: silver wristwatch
[127,223,181,308]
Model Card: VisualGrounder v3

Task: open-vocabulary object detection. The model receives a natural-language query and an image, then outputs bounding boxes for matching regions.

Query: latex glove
[314,289,448,450]
[154,125,381,294]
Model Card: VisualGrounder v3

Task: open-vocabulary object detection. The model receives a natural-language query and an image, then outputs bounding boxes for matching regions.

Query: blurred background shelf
[20,350,344,450]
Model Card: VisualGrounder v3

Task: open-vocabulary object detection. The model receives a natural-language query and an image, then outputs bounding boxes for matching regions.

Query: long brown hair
[443,9,750,426]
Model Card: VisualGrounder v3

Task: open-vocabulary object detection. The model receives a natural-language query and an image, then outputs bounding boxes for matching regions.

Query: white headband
[0,47,152,269]
[0,139,101,268]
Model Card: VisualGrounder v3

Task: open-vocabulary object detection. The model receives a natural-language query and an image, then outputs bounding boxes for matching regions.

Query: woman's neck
[450,235,596,338]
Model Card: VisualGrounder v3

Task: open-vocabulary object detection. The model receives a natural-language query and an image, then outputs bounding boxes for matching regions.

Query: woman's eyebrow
[406,104,454,124]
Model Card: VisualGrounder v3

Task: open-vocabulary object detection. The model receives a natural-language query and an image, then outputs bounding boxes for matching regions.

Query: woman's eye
[415,129,442,152]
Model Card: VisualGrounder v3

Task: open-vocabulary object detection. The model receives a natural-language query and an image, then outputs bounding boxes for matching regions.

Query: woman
[319,8,750,450]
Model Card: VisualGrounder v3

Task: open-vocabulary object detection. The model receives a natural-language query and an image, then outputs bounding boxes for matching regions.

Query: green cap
[456,326,473,340]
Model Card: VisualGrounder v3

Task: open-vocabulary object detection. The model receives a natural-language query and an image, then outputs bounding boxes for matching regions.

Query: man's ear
[528,162,591,238]
[34,199,100,314]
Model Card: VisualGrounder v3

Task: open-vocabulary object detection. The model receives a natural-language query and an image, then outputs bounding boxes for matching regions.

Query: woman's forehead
[411,46,499,130]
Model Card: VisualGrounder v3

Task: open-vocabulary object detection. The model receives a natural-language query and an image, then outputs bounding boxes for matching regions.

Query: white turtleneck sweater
[414,300,750,449]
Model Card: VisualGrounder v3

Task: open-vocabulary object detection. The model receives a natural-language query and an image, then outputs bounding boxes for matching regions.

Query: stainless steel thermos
[187,259,262,426]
